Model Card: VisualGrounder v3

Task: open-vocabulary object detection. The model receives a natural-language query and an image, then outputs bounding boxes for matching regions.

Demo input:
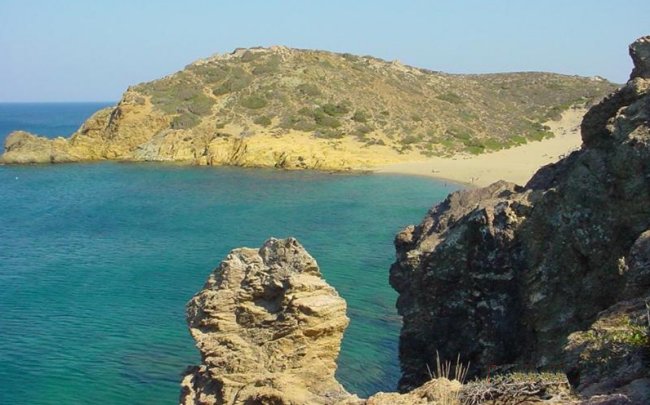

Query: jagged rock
[180,238,354,404]
[630,36,650,79]
[390,35,650,398]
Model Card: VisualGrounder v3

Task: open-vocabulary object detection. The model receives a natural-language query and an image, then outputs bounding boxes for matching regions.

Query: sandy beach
[375,107,586,187]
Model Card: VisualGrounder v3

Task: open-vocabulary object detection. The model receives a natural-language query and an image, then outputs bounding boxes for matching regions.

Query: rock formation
[181,238,475,405]
[179,39,648,404]
[1,47,616,169]
[180,238,354,404]
[390,35,650,403]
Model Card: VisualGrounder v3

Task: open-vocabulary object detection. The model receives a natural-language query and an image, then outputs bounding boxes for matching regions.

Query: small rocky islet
[181,37,650,404]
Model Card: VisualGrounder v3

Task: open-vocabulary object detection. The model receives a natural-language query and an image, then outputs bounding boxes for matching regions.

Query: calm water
[0,102,114,145]
[0,104,459,403]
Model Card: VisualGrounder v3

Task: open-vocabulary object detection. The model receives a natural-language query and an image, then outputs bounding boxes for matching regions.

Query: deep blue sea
[0,103,459,403]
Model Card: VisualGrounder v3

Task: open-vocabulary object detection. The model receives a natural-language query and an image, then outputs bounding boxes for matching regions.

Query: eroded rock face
[181,238,479,405]
[180,238,353,404]
[390,35,650,400]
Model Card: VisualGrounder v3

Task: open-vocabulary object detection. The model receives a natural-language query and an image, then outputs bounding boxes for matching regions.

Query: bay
[0,103,459,403]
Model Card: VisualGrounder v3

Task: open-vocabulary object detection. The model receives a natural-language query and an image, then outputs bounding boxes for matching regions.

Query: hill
[1,46,618,169]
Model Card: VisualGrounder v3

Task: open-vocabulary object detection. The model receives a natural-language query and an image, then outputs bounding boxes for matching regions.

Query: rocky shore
[390,36,650,402]
[180,37,650,404]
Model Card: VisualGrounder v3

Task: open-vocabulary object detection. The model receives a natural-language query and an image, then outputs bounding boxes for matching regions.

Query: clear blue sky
[1,0,648,102]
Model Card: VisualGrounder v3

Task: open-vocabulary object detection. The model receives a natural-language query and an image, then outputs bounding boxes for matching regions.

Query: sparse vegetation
[253,115,272,127]
[461,372,573,405]
[171,112,201,129]
[296,83,322,97]
[131,47,617,157]
[437,92,463,104]
[240,95,267,109]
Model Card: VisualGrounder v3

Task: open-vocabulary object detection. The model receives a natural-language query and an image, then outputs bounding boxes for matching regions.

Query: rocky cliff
[390,36,650,403]
[1,47,616,169]
[179,39,647,404]
[182,238,488,405]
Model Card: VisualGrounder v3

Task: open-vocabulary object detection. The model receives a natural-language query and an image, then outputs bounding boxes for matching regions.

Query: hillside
[1,46,617,169]
[179,36,650,404]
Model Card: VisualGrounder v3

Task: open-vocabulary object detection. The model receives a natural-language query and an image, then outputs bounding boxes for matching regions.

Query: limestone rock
[180,238,354,405]
[390,35,650,397]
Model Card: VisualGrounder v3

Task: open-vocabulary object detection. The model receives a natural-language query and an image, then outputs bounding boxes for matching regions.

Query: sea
[0,103,459,404]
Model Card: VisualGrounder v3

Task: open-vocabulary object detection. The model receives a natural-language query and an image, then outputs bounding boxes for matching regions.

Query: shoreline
[1,108,586,187]
[374,107,585,187]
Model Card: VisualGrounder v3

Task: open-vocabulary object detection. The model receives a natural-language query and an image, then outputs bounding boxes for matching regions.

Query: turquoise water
[0,104,459,403]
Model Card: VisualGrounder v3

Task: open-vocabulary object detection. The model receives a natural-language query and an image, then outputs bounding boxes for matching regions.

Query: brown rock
[180,238,355,405]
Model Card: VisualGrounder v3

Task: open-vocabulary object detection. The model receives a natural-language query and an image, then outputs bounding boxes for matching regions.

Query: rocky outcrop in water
[181,238,483,405]
[180,238,354,404]
[390,36,650,402]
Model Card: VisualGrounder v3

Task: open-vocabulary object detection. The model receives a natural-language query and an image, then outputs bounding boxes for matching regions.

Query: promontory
[1,47,616,174]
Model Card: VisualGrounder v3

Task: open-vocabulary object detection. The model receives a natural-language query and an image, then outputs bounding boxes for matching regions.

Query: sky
[0,0,648,102]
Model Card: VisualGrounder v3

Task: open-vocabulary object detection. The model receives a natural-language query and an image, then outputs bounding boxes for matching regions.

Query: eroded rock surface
[390,35,650,403]
[180,238,478,405]
[180,238,354,404]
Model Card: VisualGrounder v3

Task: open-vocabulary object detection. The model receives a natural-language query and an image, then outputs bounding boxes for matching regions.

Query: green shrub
[188,64,229,83]
[186,93,214,115]
[437,92,463,104]
[508,135,528,146]
[483,138,504,151]
[352,110,368,123]
[529,130,554,142]
[171,112,201,129]
[212,68,253,96]
[252,60,280,75]
[466,145,485,154]
[296,83,322,97]
[254,115,272,127]
[240,51,261,62]
[448,128,474,141]
[314,111,341,128]
[321,103,350,116]
[240,95,267,109]
[280,115,317,132]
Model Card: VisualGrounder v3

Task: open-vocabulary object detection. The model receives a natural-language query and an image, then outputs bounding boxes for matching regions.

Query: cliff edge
[390,36,650,403]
